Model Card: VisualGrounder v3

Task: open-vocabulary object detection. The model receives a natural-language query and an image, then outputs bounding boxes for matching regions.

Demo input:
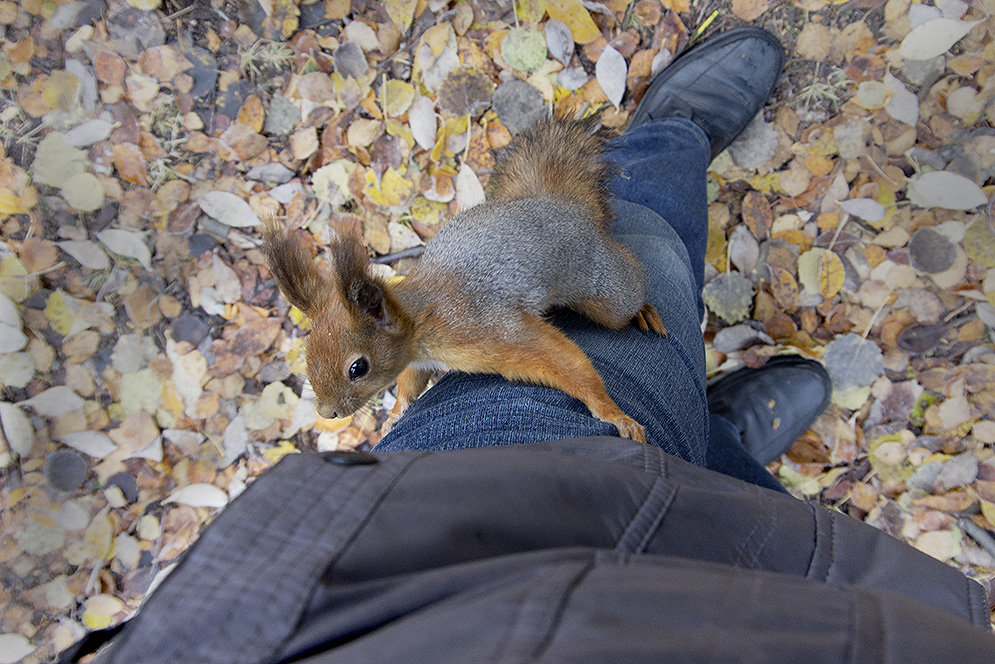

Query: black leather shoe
[627,27,785,160]
[707,355,832,465]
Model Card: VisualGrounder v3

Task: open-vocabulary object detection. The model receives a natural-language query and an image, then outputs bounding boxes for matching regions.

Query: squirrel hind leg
[633,303,668,337]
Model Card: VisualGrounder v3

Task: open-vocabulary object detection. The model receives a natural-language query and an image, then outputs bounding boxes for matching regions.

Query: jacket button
[319,450,379,466]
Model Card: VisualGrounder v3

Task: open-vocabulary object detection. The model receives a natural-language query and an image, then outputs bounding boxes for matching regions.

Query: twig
[372,246,425,264]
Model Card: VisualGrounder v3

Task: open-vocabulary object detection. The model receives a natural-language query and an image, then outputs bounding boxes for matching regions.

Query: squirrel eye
[348,357,370,380]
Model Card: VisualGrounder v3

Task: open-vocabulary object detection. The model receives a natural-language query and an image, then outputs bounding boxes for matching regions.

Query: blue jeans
[377,118,785,493]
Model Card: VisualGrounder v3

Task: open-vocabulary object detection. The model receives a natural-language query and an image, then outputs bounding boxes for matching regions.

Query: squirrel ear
[330,220,396,330]
[345,278,395,329]
[261,220,327,316]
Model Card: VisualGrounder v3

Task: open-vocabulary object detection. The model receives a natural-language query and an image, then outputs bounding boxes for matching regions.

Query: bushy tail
[486,116,614,231]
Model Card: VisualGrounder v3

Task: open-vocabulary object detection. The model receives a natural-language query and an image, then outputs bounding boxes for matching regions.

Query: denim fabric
[377,118,781,488]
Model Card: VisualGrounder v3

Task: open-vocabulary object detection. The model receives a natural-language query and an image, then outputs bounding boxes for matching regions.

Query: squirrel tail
[486,116,614,231]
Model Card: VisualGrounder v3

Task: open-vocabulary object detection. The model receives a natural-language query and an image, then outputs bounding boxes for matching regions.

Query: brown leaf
[237,94,265,132]
[731,0,768,21]
[741,190,772,238]
[112,143,149,187]
[228,318,282,357]
[769,266,799,312]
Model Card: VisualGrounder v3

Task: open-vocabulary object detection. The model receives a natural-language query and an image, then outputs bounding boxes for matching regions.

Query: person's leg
[707,413,790,494]
[377,117,710,464]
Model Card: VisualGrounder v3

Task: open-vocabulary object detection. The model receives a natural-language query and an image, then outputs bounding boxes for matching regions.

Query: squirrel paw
[606,414,647,444]
[634,303,667,337]
[381,402,410,435]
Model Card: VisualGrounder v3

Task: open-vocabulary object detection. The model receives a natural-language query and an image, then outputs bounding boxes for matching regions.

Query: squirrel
[262,116,667,443]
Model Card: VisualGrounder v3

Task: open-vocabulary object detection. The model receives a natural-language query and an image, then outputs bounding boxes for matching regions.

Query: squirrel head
[262,220,411,419]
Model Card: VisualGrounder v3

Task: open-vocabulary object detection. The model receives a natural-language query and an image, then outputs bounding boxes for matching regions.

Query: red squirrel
[262,117,666,443]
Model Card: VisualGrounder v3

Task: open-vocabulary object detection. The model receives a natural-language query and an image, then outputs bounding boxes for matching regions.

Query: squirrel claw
[606,414,647,444]
[634,303,667,337]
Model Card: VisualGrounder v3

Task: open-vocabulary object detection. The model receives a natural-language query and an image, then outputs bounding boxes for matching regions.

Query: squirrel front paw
[605,414,647,444]
[381,401,409,435]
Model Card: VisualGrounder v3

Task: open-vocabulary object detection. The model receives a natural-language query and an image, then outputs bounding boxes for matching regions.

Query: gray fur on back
[414,197,645,319]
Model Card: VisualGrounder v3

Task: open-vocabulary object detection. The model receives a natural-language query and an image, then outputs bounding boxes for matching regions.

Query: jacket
[67,437,993,663]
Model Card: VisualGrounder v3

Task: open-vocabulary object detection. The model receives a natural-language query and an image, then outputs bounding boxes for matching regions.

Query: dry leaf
[197,191,261,227]
[907,171,987,210]
[96,229,151,269]
[545,0,601,44]
[898,18,980,60]
[732,0,769,21]
[595,44,626,108]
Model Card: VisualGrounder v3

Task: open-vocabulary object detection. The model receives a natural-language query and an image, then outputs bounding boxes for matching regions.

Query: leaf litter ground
[1,0,995,660]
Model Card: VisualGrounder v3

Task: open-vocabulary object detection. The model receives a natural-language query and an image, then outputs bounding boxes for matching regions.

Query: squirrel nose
[317,403,338,419]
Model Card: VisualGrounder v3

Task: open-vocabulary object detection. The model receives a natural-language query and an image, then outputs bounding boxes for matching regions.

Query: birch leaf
[20,386,84,418]
[61,172,105,212]
[545,0,601,43]
[824,333,883,391]
[196,191,261,227]
[0,402,34,456]
[385,0,417,33]
[502,27,547,73]
[596,44,626,108]
[838,198,886,222]
[907,171,988,210]
[57,240,111,270]
[165,483,228,508]
[883,73,919,126]
[408,95,437,150]
[455,163,485,210]
[0,634,35,664]
[0,292,26,353]
[96,229,151,269]
[545,19,574,64]
[898,18,981,60]
[60,431,117,458]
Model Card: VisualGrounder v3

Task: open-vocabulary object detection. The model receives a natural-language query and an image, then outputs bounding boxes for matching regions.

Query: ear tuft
[261,219,326,315]
[330,219,394,328]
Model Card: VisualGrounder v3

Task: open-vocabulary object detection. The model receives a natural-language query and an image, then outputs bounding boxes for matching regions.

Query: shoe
[707,355,832,465]
[627,27,785,160]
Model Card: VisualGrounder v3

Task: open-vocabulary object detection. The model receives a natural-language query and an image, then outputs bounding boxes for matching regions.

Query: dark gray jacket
[70,438,993,663]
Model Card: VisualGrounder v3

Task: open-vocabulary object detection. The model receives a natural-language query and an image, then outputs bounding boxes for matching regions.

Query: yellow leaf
[0,256,33,302]
[40,72,79,112]
[288,305,310,328]
[237,94,265,132]
[364,167,414,207]
[385,0,418,32]
[263,440,300,464]
[818,250,844,298]
[382,79,415,117]
[516,0,546,23]
[285,337,308,375]
[544,0,601,44]
[82,608,114,630]
[0,187,29,216]
[44,290,74,336]
[981,500,995,529]
[747,172,781,195]
[127,0,162,8]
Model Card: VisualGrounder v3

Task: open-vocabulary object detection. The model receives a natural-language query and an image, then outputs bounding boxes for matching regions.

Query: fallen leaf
[61,172,105,212]
[197,191,261,227]
[455,163,485,210]
[57,240,111,270]
[385,0,417,33]
[838,198,886,222]
[0,402,33,456]
[596,44,626,108]
[20,386,84,418]
[898,18,981,60]
[702,271,754,323]
[823,333,883,392]
[907,171,987,210]
[545,19,574,64]
[96,229,151,269]
[437,65,494,117]
[732,0,769,21]
[165,483,228,508]
[502,27,547,73]
[0,634,35,664]
[59,431,117,458]
[545,0,601,44]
